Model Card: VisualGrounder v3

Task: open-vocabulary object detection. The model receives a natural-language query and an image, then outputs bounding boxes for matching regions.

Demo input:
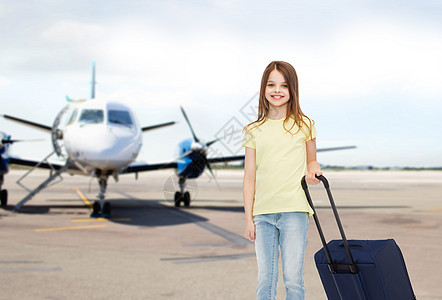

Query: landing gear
[98,178,107,200]
[184,191,190,206]
[91,201,111,218]
[102,202,111,217]
[0,189,7,207]
[90,174,112,218]
[0,175,7,207]
[174,177,191,207]
[174,191,191,207]
[92,201,101,217]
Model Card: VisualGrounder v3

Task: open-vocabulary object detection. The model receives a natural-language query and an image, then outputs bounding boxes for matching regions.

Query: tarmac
[0,169,441,299]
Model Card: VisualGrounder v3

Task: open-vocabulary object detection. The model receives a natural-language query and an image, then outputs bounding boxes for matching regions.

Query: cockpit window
[79,109,104,124]
[67,109,79,125]
[108,110,133,126]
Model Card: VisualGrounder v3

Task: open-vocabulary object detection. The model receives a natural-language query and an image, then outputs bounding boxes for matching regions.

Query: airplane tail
[91,61,96,99]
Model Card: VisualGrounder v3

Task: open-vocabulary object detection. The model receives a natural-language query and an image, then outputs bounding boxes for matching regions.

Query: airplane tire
[174,192,181,207]
[183,192,190,207]
[92,201,101,216]
[0,190,7,207]
[102,202,111,217]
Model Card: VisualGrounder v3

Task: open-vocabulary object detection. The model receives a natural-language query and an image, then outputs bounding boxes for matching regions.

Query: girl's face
[265,69,290,110]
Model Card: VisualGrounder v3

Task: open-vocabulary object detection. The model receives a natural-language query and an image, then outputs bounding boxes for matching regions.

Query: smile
[271,95,284,100]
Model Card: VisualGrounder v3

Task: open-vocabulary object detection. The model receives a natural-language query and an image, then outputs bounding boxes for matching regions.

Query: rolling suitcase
[301,175,416,300]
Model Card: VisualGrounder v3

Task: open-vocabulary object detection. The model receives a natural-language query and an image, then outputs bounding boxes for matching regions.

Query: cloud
[41,20,106,45]
[0,76,11,87]
[2,0,442,167]
[4,1,440,101]
[300,18,442,99]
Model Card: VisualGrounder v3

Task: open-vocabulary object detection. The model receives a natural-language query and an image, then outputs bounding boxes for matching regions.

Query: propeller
[1,138,44,145]
[179,106,221,187]
[180,106,200,143]
[205,128,242,147]
[1,138,17,145]
[1,132,44,152]
[0,136,44,154]
[206,163,221,189]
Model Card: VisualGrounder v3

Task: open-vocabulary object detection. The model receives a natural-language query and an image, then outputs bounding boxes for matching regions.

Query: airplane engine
[176,139,207,179]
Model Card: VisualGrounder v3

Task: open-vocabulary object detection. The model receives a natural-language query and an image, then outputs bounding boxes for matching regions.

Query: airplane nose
[87,129,135,155]
[65,125,140,169]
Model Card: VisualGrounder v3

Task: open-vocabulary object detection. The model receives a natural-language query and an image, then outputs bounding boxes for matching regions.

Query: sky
[1,0,441,168]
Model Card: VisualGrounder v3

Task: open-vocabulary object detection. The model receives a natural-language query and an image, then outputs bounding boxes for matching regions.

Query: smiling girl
[242,61,322,300]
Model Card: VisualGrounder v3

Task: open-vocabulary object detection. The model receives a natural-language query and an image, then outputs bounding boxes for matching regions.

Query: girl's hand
[306,171,323,185]
[244,220,255,242]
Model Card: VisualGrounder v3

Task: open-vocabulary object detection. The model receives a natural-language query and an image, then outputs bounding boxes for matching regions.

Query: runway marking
[74,189,132,222]
[76,188,93,211]
[35,224,106,232]
[71,218,132,223]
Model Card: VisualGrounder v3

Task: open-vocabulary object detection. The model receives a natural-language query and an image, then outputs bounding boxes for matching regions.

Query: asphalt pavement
[1,169,441,299]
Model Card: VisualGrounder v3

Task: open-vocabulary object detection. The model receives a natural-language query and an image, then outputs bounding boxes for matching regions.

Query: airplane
[0,63,177,216]
[0,63,246,216]
[2,63,356,217]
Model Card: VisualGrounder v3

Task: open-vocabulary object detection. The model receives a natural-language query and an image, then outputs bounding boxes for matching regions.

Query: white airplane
[0,63,247,216]
[1,63,355,217]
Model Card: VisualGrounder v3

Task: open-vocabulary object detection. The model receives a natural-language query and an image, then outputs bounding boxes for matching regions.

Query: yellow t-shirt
[242,116,316,216]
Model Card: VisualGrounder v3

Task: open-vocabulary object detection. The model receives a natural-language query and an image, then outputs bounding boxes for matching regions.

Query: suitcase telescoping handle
[301,174,358,274]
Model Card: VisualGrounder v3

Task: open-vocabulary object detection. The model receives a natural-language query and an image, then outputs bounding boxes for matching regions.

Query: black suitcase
[301,175,416,300]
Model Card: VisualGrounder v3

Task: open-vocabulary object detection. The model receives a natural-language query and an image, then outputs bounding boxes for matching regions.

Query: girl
[242,61,322,300]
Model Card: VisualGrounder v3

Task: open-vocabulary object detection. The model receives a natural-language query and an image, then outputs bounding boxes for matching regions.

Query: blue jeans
[254,212,309,300]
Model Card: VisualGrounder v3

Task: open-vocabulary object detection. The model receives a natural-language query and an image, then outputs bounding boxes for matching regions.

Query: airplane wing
[9,156,65,170]
[122,161,178,173]
[141,121,176,132]
[121,155,242,175]
[207,155,246,164]
[9,155,179,176]
[10,145,356,174]
[123,154,245,174]
[317,146,356,152]
[206,146,356,164]
[10,156,177,175]
[9,156,86,176]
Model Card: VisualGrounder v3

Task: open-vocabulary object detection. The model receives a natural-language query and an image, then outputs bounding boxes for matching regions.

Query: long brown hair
[244,61,313,138]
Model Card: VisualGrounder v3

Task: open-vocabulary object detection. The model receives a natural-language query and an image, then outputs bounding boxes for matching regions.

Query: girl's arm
[306,138,322,185]
[243,147,256,242]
